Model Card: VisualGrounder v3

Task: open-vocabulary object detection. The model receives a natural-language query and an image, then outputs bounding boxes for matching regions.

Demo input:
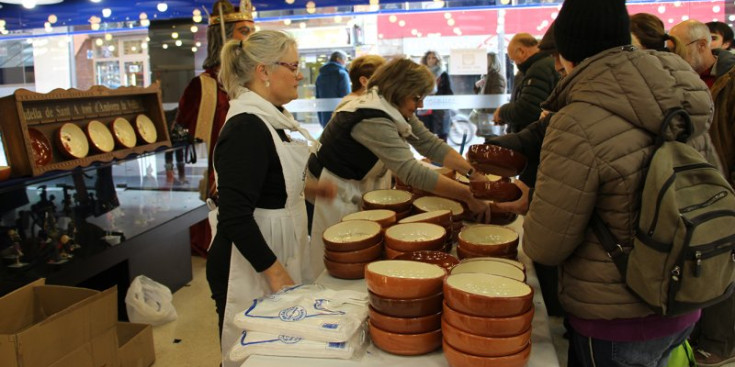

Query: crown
[209,0,254,25]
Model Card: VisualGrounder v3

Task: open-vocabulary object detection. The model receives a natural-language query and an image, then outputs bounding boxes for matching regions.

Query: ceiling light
[283,19,291,25]
[91,23,100,30]
[193,9,201,16]
[191,47,197,52]
[299,22,306,29]
[141,19,150,27]
[286,0,295,4]
[175,40,182,46]
[141,42,148,50]
[91,0,101,3]
[21,0,37,9]
[171,32,178,39]
[108,45,115,51]
[195,41,201,47]
[157,2,168,12]
[192,15,202,23]
[95,38,103,46]
[102,8,111,18]
[48,14,57,24]
[105,33,112,41]
[190,25,198,33]
[162,44,168,49]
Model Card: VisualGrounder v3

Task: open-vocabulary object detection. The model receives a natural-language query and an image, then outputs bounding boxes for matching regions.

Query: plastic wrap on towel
[233,284,369,342]
[229,328,365,362]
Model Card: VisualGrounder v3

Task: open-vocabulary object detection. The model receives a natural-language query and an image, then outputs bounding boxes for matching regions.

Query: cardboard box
[117,322,155,367]
[0,279,118,367]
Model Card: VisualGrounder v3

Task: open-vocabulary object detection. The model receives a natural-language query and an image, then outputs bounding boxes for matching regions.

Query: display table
[243,218,560,367]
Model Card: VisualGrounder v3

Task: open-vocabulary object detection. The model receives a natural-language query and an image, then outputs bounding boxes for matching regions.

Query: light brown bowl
[368,290,443,318]
[0,166,11,181]
[342,209,397,228]
[366,260,446,299]
[450,259,526,282]
[395,250,459,272]
[111,117,137,148]
[457,244,518,260]
[369,320,441,356]
[395,209,412,220]
[56,123,90,159]
[369,306,441,334]
[466,144,527,177]
[86,120,115,153]
[412,196,465,218]
[362,189,413,212]
[442,317,531,357]
[135,114,158,144]
[442,338,531,367]
[383,245,406,260]
[460,257,525,271]
[385,223,447,252]
[443,301,534,337]
[469,178,522,202]
[458,225,519,256]
[323,257,369,279]
[444,273,533,318]
[399,209,452,227]
[322,220,382,252]
[324,241,383,263]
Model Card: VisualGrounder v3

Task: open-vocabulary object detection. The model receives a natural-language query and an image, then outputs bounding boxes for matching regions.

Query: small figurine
[7,229,28,268]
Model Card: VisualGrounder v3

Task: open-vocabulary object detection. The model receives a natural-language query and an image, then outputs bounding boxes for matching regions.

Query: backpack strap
[590,212,630,278]
[657,107,693,146]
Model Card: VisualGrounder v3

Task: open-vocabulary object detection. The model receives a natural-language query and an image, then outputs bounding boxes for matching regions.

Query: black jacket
[498,52,559,133]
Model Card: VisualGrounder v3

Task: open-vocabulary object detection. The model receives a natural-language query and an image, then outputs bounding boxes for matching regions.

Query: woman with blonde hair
[631,12,685,57]
[207,30,335,366]
[307,57,491,280]
[335,54,386,108]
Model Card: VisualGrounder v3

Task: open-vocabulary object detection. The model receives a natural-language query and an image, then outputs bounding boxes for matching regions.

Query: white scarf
[226,87,320,153]
[334,86,416,139]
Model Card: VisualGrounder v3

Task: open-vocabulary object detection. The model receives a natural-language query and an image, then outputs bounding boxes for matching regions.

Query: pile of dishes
[457,225,519,260]
[362,189,414,220]
[412,196,466,244]
[442,272,534,367]
[322,220,383,279]
[365,260,445,356]
[399,209,453,252]
[341,209,397,229]
[383,222,447,260]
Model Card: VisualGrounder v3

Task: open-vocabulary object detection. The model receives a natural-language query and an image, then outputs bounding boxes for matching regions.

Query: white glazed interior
[342,209,395,223]
[450,260,525,281]
[447,273,531,297]
[413,196,464,216]
[59,123,89,158]
[87,120,115,152]
[386,223,445,242]
[136,114,158,144]
[363,189,412,205]
[455,173,503,184]
[367,260,445,279]
[323,220,381,243]
[461,257,525,270]
[459,225,518,246]
[112,117,137,148]
[398,209,451,224]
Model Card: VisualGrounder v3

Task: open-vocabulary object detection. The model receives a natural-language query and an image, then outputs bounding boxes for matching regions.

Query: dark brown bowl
[324,241,383,263]
[469,178,522,202]
[444,273,533,318]
[322,220,382,252]
[369,306,442,334]
[466,144,527,177]
[395,250,459,272]
[323,257,369,279]
[28,128,52,166]
[369,320,442,356]
[443,301,534,337]
[442,338,531,367]
[365,260,446,299]
[368,290,443,318]
[442,317,531,357]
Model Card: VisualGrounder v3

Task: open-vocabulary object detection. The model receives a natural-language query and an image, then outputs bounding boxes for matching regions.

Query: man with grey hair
[669,18,735,367]
[315,50,351,127]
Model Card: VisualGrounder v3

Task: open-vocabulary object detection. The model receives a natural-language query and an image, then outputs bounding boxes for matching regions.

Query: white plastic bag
[228,327,366,362]
[125,275,178,326]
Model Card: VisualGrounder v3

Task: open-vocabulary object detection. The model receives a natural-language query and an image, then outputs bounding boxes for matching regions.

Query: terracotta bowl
[383,245,406,260]
[324,241,383,263]
[323,257,369,279]
[395,209,412,220]
[368,290,443,318]
[456,172,503,185]
[442,338,531,367]
[369,320,442,356]
[466,144,527,177]
[443,301,534,338]
[0,166,11,181]
[451,260,526,282]
[399,209,452,227]
[111,117,137,148]
[457,244,518,260]
[322,220,382,252]
[365,260,446,299]
[362,189,413,212]
[395,250,459,272]
[86,120,115,153]
[135,114,158,144]
[412,196,465,219]
[490,211,519,226]
[458,225,519,257]
[442,317,531,357]
[342,209,396,228]
[444,273,533,318]
[469,178,522,202]
[56,123,90,159]
[460,257,525,271]
[369,306,442,334]
[384,223,447,252]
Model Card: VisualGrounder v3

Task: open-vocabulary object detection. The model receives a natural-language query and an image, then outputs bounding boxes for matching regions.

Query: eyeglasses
[274,61,301,76]
[686,39,705,47]
[414,95,426,103]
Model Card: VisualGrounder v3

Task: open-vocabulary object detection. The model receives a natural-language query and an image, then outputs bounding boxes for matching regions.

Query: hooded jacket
[708,48,735,185]
[524,46,719,320]
[315,61,350,127]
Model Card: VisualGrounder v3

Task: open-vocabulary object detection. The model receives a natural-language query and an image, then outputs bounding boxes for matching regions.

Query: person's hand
[466,197,492,224]
[313,180,337,201]
[493,105,505,125]
[263,261,295,293]
[539,109,551,120]
[494,179,531,215]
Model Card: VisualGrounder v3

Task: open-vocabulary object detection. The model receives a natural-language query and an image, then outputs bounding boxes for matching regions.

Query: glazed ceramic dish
[323,257,370,279]
[324,241,383,263]
[369,306,441,334]
[342,209,397,228]
[28,128,52,166]
[444,273,533,318]
[441,317,531,357]
[457,244,518,261]
[362,189,413,212]
[368,290,443,318]
[135,114,158,144]
[442,337,532,367]
[395,250,459,271]
[466,144,528,177]
[461,257,525,271]
[412,196,465,219]
[456,172,503,184]
[365,260,446,299]
[57,123,90,159]
[111,117,137,148]
[443,301,534,337]
[384,223,447,252]
[398,209,452,227]
[458,225,519,257]
[451,260,526,282]
[368,320,442,356]
[322,220,382,252]
[469,178,523,202]
[383,245,406,260]
[86,120,115,153]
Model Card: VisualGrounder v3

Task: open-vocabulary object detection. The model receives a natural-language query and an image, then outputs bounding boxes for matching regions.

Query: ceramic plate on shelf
[111,117,137,148]
[135,114,157,144]
[57,123,90,159]
[28,128,52,166]
[86,120,115,153]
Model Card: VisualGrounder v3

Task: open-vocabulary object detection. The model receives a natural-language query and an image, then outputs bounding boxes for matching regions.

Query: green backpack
[667,340,696,367]
[592,107,735,316]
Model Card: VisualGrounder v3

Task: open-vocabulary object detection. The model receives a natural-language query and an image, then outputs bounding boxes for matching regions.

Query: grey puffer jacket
[524,46,718,320]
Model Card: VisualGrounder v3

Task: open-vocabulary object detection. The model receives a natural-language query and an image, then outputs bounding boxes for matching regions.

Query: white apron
[213,121,310,367]
[308,163,391,281]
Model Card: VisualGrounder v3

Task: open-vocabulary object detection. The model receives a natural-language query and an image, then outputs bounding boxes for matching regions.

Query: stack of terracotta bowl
[362,189,414,220]
[365,260,445,356]
[398,209,453,252]
[457,224,519,260]
[341,209,397,230]
[442,272,534,367]
[383,222,447,259]
[322,220,383,279]
[412,196,466,243]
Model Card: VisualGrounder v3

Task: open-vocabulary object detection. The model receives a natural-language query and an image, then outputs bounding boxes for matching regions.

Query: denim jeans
[568,324,694,367]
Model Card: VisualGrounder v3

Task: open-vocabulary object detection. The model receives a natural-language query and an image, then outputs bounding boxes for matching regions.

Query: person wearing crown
[176,0,255,258]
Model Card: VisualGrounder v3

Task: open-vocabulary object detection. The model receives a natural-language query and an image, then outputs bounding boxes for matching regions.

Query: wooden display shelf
[0,85,171,178]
